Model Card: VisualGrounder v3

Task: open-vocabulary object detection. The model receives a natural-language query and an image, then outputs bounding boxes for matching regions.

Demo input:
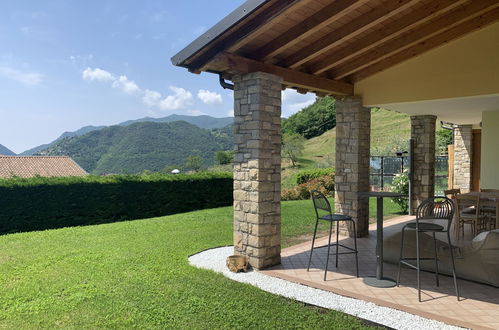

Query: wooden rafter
[208,52,353,96]
[277,0,420,69]
[251,0,368,62]
[227,0,316,53]
[306,0,467,75]
[187,0,301,72]
[349,8,499,82]
[330,0,499,80]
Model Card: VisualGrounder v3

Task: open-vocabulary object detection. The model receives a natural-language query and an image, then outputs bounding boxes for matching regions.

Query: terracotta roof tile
[0,156,88,178]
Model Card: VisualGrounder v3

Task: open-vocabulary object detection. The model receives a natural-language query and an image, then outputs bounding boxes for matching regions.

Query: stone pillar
[232,72,282,270]
[335,97,370,237]
[411,115,436,213]
[453,125,473,192]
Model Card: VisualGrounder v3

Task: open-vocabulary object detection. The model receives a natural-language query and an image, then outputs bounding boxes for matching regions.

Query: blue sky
[0,0,316,153]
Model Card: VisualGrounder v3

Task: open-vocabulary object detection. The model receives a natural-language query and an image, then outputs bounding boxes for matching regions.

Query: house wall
[354,22,499,105]
[453,125,473,192]
[481,111,499,189]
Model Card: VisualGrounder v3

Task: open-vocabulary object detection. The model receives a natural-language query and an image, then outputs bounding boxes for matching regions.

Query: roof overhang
[172,0,499,97]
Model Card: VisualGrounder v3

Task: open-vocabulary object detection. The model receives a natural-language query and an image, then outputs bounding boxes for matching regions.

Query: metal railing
[370,156,448,194]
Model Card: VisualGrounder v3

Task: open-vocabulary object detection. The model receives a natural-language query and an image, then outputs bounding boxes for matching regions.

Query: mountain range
[0,144,16,156]
[35,121,233,174]
[20,114,233,155]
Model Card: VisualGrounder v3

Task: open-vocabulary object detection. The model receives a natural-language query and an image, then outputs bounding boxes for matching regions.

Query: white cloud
[227,109,234,117]
[70,54,93,65]
[0,66,42,86]
[82,67,195,112]
[197,89,222,105]
[281,89,316,117]
[112,75,140,95]
[82,67,114,82]
[187,109,208,116]
[159,86,193,110]
[142,89,162,107]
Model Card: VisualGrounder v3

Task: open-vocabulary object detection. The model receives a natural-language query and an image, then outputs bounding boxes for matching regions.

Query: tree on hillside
[215,150,234,165]
[282,133,305,167]
[282,96,336,139]
[436,128,453,155]
[185,155,203,172]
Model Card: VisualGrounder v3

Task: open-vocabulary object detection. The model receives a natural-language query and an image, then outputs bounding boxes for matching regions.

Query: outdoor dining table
[358,191,408,288]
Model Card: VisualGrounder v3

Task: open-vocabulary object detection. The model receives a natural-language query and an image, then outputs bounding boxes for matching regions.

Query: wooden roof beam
[307,0,468,75]
[330,0,499,80]
[227,0,316,53]
[187,0,301,72]
[350,8,499,82]
[208,52,353,96]
[278,0,420,69]
[251,0,369,62]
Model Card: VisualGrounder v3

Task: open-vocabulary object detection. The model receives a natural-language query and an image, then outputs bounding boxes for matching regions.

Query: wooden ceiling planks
[227,0,317,53]
[349,7,499,82]
[328,0,499,80]
[276,0,421,69]
[174,0,499,96]
[251,0,370,61]
[186,0,301,72]
[306,0,468,75]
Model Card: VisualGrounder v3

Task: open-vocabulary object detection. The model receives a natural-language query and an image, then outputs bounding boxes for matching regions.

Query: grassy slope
[0,201,377,329]
[282,108,411,188]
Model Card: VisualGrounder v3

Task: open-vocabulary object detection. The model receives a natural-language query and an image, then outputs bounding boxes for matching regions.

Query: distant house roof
[0,156,88,178]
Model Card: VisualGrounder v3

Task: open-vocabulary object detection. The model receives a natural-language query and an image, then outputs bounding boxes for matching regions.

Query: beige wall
[355,22,499,105]
[481,111,499,189]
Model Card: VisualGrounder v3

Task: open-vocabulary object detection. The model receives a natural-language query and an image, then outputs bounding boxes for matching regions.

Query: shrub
[282,174,335,201]
[295,168,335,184]
[0,172,232,234]
[215,150,234,165]
[391,170,409,213]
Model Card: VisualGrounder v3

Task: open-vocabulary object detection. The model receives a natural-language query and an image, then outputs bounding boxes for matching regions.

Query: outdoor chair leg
[396,227,406,286]
[416,229,421,302]
[447,232,460,301]
[353,221,359,278]
[433,232,439,287]
[335,221,340,268]
[324,221,333,281]
[307,220,319,272]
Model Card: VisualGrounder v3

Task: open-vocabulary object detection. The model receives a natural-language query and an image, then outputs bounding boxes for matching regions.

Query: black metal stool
[307,190,359,281]
[397,196,460,301]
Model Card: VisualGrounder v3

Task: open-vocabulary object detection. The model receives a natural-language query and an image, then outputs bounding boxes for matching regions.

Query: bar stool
[397,196,459,301]
[307,190,359,281]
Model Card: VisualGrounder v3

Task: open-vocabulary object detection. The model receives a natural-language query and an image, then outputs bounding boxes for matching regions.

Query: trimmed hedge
[0,172,233,234]
[295,168,335,184]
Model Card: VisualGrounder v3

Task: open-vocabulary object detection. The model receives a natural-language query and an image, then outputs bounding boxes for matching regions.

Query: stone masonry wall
[232,72,282,270]
[453,125,473,192]
[334,98,370,237]
[411,115,436,213]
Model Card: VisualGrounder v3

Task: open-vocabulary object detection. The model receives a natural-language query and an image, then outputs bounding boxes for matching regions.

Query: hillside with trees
[36,121,233,174]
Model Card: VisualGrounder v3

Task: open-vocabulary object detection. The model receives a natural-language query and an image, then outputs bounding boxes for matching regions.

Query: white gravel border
[189,246,465,330]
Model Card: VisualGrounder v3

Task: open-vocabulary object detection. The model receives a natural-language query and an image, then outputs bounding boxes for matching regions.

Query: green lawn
[0,200,398,329]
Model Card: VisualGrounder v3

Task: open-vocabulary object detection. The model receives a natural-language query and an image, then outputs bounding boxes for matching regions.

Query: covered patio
[262,216,499,329]
[172,0,499,328]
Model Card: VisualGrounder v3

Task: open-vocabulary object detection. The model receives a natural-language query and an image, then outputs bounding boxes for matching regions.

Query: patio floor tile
[261,216,499,329]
